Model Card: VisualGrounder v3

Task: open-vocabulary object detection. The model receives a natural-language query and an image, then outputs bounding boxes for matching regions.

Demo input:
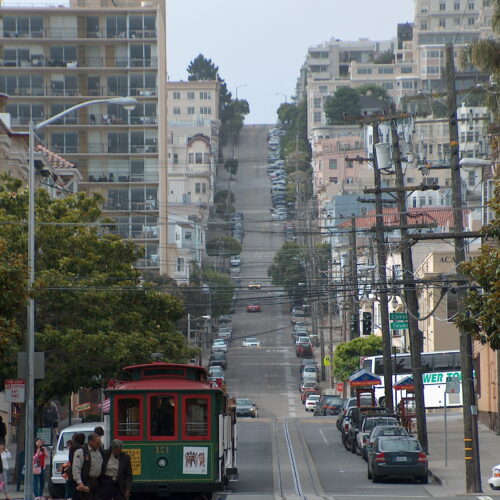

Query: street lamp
[275,92,288,103]
[24,96,136,500]
[235,84,247,100]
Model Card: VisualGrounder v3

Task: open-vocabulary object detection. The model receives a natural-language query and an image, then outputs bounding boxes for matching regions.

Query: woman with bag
[33,438,48,500]
[0,442,12,500]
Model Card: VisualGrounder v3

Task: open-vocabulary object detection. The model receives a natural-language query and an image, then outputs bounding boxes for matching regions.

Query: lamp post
[24,96,136,500]
[235,84,247,100]
[275,92,288,103]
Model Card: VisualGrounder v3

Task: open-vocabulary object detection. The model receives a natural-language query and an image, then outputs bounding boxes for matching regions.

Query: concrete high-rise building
[0,0,168,273]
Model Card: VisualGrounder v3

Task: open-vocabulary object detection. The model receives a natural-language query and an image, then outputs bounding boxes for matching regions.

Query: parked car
[219,315,232,324]
[242,337,261,347]
[230,255,241,267]
[301,389,320,404]
[208,352,227,370]
[248,281,262,289]
[314,395,344,416]
[296,343,313,358]
[211,339,228,353]
[337,396,377,431]
[208,365,224,378]
[302,365,319,382]
[344,407,392,453]
[305,394,321,412]
[300,380,319,393]
[356,415,401,456]
[299,358,318,374]
[488,463,500,490]
[246,304,261,313]
[367,436,428,483]
[236,398,257,418]
[363,425,409,460]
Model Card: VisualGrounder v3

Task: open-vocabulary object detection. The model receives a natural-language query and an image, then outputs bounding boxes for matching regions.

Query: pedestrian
[93,427,105,450]
[32,438,49,500]
[64,432,85,500]
[0,442,12,500]
[72,433,104,500]
[100,440,132,500]
[0,417,6,445]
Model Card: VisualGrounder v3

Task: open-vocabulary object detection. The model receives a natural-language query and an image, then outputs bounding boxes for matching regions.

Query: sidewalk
[426,411,500,497]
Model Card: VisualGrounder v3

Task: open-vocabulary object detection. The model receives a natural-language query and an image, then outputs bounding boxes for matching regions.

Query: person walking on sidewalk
[100,440,132,500]
[0,442,12,500]
[33,438,49,500]
[72,433,104,500]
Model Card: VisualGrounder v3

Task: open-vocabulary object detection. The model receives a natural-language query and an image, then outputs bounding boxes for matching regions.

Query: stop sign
[336,382,344,393]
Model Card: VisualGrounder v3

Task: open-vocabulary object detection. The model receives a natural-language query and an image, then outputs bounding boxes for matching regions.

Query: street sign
[74,402,91,412]
[336,382,344,393]
[5,379,25,403]
[391,321,409,329]
[323,356,331,367]
[446,378,460,394]
[390,312,408,320]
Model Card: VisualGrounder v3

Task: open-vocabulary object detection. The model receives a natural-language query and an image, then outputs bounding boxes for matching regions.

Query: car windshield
[308,395,320,401]
[373,427,407,438]
[380,438,421,452]
[304,367,316,372]
[236,399,252,405]
[325,396,343,405]
[246,338,258,342]
[365,417,398,431]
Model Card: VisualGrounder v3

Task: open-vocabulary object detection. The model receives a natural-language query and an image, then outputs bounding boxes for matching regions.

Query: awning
[349,368,381,387]
[394,375,415,391]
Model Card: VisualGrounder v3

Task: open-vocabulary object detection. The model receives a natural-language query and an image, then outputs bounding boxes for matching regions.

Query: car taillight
[494,469,500,478]
[375,452,385,463]
[344,423,349,431]
[363,436,368,444]
[418,452,427,463]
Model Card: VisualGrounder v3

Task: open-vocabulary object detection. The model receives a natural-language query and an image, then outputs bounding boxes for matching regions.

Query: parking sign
[5,379,26,403]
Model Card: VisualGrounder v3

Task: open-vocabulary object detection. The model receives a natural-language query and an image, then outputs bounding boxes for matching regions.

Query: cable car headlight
[157,457,168,468]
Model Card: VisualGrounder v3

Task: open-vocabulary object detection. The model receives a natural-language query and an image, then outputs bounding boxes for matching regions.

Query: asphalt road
[220,125,487,500]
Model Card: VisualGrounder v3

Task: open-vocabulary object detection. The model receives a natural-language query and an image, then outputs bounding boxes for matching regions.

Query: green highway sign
[391,321,409,329]
[390,312,408,321]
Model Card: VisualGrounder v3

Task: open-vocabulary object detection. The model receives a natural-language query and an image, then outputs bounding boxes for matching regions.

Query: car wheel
[336,420,341,431]
[355,442,361,456]
[367,465,372,480]
[351,437,357,454]
[362,447,367,461]
[372,474,381,483]
[343,435,351,451]
[419,474,428,484]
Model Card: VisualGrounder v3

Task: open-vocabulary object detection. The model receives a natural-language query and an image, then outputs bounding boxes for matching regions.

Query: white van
[48,422,107,498]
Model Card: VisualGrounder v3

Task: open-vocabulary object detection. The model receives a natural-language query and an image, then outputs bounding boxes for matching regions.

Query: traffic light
[362,312,372,335]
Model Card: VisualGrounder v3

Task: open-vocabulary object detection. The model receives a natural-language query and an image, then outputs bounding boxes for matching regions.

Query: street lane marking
[319,428,329,445]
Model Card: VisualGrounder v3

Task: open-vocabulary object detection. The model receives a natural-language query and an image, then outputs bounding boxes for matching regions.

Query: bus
[362,350,462,408]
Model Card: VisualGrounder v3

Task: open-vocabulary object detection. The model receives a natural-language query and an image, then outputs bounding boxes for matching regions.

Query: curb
[428,468,442,486]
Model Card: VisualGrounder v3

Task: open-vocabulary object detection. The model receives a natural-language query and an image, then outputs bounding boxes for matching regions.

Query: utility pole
[446,43,482,493]
[349,216,360,339]
[372,123,394,412]
[391,119,428,453]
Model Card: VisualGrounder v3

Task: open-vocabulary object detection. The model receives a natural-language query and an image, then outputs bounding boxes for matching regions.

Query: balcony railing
[1,86,158,99]
[86,143,158,154]
[136,257,159,268]
[87,172,159,183]
[0,57,158,68]
[1,29,157,40]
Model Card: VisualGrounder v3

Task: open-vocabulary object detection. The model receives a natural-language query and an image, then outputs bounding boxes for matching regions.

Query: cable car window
[185,397,208,438]
[150,395,175,437]
[117,398,141,437]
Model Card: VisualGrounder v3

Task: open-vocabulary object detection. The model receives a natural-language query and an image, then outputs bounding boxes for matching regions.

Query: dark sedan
[314,395,343,416]
[236,398,257,418]
[367,436,428,484]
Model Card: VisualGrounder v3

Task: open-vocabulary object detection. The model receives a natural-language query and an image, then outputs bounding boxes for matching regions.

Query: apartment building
[0,0,168,273]
[166,80,220,280]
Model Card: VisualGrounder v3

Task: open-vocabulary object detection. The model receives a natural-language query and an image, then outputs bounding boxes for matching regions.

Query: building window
[185,232,192,240]
[199,91,211,99]
[407,177,414,183]
[329,159,337,169]
[173,153,178,164]
[195,182,201,193]
[187,107,195,115]
[313,97,321,108]
[329,177,338,183]
[173,107,180,115]
[319,85,328,93]
[439,2,446,10]
[401,66,413,73]
[468,17,475,24]
[468,1,475,8]
[203,153,210,163]
[378,67,393,74]
[200,107,211,114]
[421,22,428,30]
[313,111,322,123]
[173,91,180,99]
[357,68,372,74]
[195,153,203,163]
[176,258,184,273]
[202,183,206,194]
[468,171,476,186]
[382,82,394,89]
[402,81,415,89]
[439,18,446,27]
[346,160,354,168]
[187,91,195,99]
[454,1,460,8]
[188,153,194,164]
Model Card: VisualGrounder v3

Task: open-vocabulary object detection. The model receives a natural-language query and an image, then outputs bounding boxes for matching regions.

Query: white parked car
[305,394,321,411]
[242,337,261,347]
[212,339,228,353]
[489,464,500,490]
[230,255,241,267]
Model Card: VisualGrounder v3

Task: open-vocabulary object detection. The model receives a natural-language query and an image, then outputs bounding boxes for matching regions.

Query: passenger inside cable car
[151,396,175,436]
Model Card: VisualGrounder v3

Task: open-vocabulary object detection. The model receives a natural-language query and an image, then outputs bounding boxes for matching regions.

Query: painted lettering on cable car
[127,448,142,476]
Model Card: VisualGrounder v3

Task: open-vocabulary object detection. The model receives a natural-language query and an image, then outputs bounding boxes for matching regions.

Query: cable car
[106,362,237,498]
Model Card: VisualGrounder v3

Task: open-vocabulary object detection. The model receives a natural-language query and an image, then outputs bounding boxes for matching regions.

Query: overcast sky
[167,0,414,124]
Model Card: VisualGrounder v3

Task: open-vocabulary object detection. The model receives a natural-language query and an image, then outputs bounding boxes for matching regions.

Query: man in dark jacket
[100,440,132,500]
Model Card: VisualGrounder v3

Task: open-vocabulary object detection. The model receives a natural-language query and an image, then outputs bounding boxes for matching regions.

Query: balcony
[0,85,158,99]
[86,172,159,183]
[0,29,157,40]
[0,57,158,69]
[136,257,159,269]
[86,143,158,154]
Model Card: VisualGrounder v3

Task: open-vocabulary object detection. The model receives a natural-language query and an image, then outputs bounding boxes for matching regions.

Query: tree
[267,242,307,299]
[0,175,193,401]
[187,54,219,81]
[324,87,361,124]
[205,237,242,257]
[278,101,311,162]
[202,269,235,318]
[357,84,390,102]
[214,190,235,205]
[332,335,383,382]
[374,50,394,64]
[224,159,239,176]
[455,185,500,350]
